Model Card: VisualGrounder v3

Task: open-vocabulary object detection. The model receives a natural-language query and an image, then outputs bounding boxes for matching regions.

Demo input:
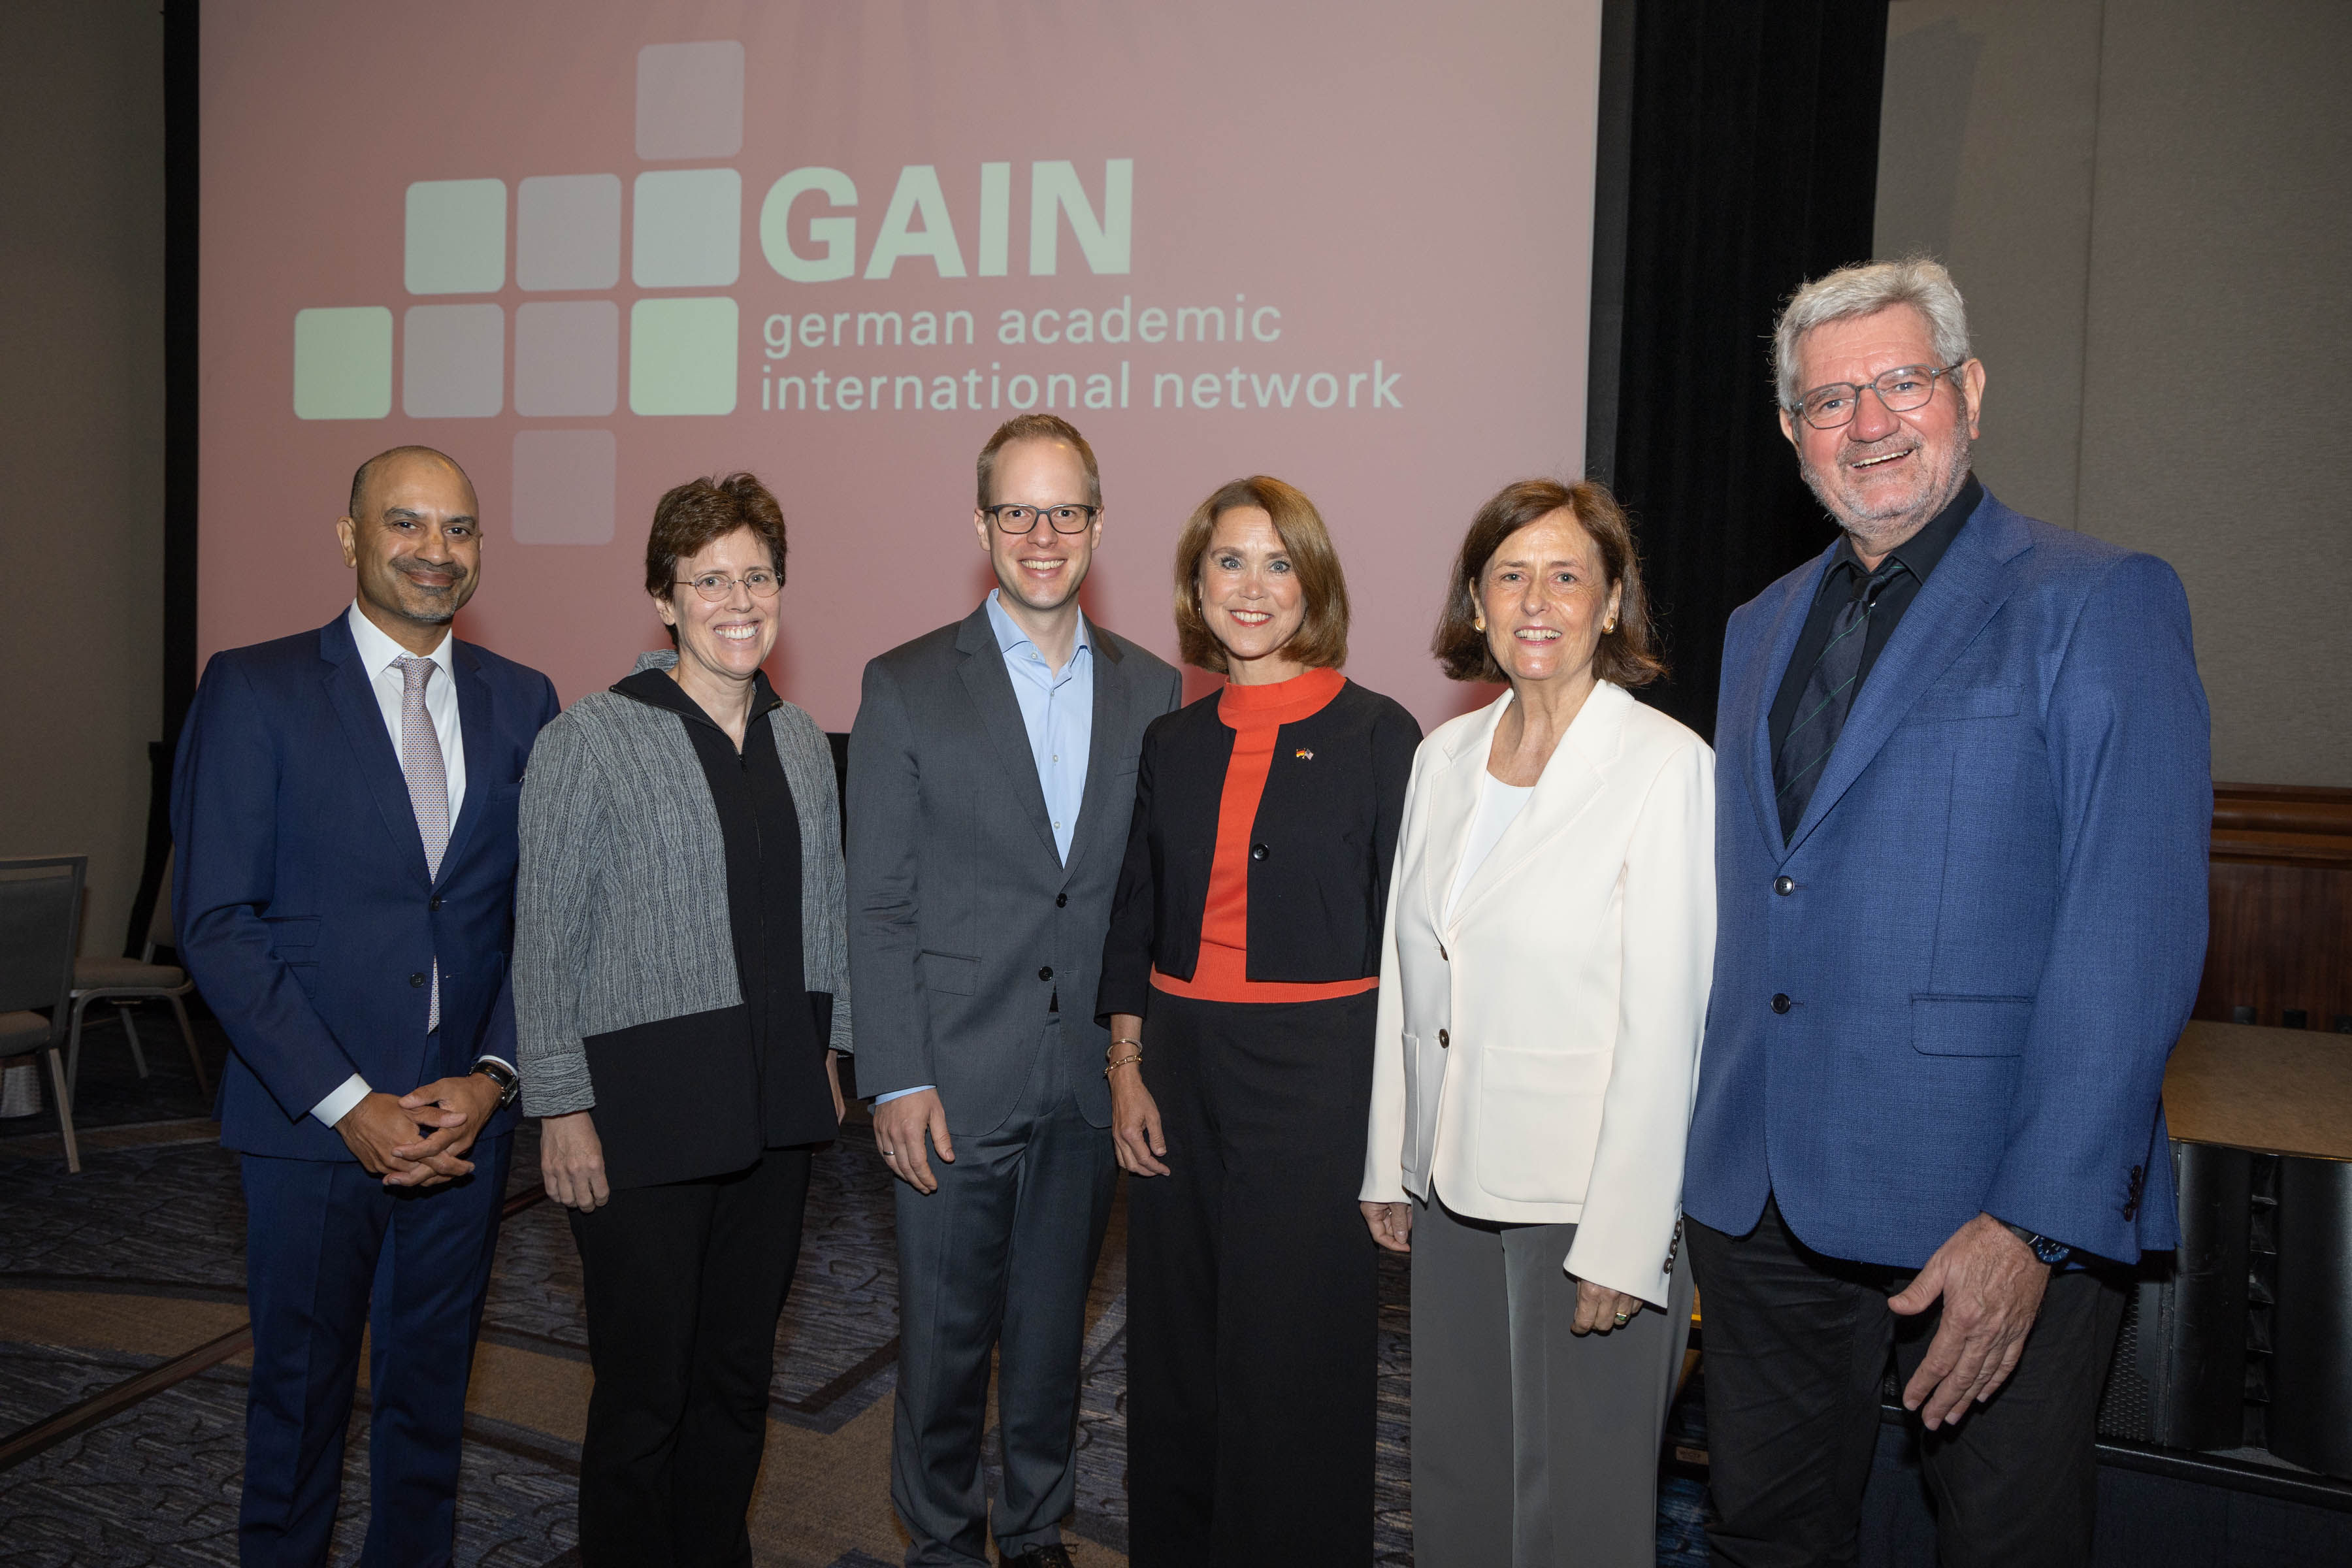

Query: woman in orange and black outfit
[1099,476,1420,1565]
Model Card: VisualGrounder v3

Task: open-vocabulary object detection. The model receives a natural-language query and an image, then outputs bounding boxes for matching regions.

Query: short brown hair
[644,473,789,644]
[975,414,1101,508]
[1171,476,1350,674]
[1432,478,1665,687]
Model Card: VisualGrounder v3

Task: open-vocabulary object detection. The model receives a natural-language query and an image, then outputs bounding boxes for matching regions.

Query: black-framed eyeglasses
[1790,362,1968,429]
[674,568,781,602]
[984,503,1099,534]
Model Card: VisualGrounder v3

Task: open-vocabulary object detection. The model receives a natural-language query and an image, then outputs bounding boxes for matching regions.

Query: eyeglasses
[674,568,781,601]
[984,503,1099,534]
[1791,363,1968,429]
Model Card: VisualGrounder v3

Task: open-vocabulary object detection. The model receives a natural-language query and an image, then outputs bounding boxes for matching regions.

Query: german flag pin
[1295,747,1315,760]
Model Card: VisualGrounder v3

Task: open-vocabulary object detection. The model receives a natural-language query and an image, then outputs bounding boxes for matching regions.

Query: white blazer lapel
[1445,683,1629,932]
[1421,693,1508,936]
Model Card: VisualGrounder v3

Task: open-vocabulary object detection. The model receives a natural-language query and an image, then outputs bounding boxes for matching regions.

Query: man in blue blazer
[172,446,559,1566]
[1682,261,2210,1567]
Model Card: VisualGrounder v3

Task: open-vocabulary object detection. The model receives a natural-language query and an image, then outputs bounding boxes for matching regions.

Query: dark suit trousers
[891,1021,1119,1566]
[567,1147,813,1568]
[1126,989,1378,1567]
[1688,1197,2127,1568]
[238,1135,512,1568]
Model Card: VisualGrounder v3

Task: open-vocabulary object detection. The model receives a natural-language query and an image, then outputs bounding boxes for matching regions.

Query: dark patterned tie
[396,655,448,1032]
[1775,560,1905,839]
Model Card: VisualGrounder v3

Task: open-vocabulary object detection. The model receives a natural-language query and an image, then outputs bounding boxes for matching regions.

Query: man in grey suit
[850,414,1183,1568]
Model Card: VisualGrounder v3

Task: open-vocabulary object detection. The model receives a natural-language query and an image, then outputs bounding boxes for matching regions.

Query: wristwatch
[2000,1220,2071,1266]
[470,1058,522,1111]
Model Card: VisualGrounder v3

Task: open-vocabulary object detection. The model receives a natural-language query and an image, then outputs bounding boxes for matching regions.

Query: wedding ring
[1612,1312,1630,1324]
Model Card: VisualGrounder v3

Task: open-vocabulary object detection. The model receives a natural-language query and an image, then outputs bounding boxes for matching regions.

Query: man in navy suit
[1683,260,2210,1567]
[173,446,560,1565]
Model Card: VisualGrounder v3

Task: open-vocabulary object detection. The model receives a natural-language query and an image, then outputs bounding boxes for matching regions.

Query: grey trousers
[1411,1190,1693,1568]
[889,1021,1119,1567]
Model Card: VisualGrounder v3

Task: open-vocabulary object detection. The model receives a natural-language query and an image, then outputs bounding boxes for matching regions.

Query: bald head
[337,446,483,654]
[350,445,473,522]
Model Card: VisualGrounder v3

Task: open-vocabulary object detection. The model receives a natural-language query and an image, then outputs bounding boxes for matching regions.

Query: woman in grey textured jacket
[514,472,851,1567]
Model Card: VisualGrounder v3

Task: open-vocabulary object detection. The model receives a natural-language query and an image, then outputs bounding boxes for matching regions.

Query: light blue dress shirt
[874,591,1094,1107]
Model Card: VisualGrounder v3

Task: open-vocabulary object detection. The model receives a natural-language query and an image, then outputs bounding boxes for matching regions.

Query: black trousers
[1688,1196,2127,1568]
[1127,988,1379,1567]
[568,1146,814,1568]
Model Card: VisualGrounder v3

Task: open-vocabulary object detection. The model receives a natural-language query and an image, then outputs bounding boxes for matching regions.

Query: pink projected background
[201,1,1604,730]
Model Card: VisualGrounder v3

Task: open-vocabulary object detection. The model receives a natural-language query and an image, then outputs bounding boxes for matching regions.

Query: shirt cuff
[472,1055,515,1076]
[872,1085,936,1105]
[310,1073,371,1128]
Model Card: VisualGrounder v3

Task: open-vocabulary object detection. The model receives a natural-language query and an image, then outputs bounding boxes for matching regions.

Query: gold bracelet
[1104,1052,1143,1077]
[1110,1037,1142,1050]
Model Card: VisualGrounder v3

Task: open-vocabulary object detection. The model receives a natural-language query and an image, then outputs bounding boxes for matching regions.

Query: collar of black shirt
[1821,472,1984,595]
[612,663,783,736]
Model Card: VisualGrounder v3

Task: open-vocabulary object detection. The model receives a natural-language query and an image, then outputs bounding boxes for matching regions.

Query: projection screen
[200,1,1605,729]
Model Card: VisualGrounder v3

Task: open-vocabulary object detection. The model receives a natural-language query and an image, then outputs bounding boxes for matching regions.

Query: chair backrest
[146,846,178,954]
[0,857,86,1040]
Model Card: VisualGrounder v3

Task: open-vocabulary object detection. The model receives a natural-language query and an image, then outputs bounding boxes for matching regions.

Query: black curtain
[1590,0,1891,742]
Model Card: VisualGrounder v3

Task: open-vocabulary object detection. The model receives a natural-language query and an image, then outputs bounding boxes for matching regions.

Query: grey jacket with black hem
[514,650,852,1128]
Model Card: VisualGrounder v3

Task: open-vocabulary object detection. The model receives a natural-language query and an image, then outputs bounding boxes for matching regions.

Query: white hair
[1772,257,1972,410]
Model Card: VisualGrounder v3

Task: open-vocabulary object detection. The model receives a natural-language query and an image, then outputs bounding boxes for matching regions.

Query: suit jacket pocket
[1906,683,2023,725]
[1475,1044,1610,1205]
[918,949,979,997]
[1910,994,2033,1056]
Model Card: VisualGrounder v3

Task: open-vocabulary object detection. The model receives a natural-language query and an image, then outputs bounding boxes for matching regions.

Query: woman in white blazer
[1360,478,1714,1567]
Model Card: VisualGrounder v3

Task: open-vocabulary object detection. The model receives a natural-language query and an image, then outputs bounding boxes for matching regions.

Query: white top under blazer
[1360,681,1716,1306]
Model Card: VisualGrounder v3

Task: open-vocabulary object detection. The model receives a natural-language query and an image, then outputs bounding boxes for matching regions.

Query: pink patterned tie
[396,656,448,1032]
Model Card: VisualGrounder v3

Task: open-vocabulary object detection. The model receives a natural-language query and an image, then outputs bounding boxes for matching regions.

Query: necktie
[1774,560,1904,839]
[396,655,448,1032]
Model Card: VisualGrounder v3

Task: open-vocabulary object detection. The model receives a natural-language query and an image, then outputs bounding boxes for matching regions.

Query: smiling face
[1780,304,1985,561]
[654,525,779,687]
[1478,509,1622,693]
[1196,506,1309,683]
[973,437,1100,613]
[336,451,481,644]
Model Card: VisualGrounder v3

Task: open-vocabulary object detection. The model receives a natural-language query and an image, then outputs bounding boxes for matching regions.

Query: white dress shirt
[310,603,472,1128]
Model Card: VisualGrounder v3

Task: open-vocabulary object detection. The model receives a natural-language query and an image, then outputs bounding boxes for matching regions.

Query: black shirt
[1767,474,1982,764]
[601,667,832,1180]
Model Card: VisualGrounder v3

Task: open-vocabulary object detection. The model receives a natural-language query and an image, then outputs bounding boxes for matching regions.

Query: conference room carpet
[0,1015,1711,1565]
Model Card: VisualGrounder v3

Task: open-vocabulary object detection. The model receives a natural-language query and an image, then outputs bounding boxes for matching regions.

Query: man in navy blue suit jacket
[1682,261,2210,1567]
[172,447,560,1566]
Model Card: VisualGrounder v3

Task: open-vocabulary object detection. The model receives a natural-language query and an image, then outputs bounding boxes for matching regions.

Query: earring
[1604,618,1616,634]
[1474,617,1485,632]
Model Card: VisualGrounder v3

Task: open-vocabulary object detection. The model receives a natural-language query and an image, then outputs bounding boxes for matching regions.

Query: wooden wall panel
[2193,786,2352,1032]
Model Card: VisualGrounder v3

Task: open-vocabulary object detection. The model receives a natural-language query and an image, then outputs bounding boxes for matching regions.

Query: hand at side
[540,1109,610,1210]
[1360,1201,1412,1253]
[1889,1211,2052,1428]
[874,1088,954,1194]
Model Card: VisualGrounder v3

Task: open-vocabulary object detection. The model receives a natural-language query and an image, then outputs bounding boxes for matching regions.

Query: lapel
[954,605,1060,862]
[318,615,434,890]
[1742,543,1838,858]
[1420,694,1505,934]
[434,641,495,886]
[1440,683,1627,934]
[1060,616,1128,887]
[1780,497,2025,858]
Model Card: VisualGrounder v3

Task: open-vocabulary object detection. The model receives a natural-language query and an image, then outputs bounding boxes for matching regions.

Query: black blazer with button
[1097,678,1420,1019]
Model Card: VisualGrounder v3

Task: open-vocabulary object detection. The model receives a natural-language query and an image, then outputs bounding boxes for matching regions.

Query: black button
[1771,993,1791,1014]
[429,895,442,911]
[1773,876,1795,896]
[1437,1028,1450,1047]
[1056,892,1068,907]
[1249,843,1268,862]
[410,972,428,988]
[1038,966,1054,982]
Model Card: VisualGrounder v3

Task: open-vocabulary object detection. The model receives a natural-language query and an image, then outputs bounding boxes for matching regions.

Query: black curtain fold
[1592,0,1891,742]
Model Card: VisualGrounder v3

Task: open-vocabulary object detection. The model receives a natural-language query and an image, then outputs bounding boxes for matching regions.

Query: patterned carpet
[1,1011,1712,1565]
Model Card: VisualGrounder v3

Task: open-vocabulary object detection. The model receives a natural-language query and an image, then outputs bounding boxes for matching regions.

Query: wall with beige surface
[0,3,166,955]
[1876,0,2352,784]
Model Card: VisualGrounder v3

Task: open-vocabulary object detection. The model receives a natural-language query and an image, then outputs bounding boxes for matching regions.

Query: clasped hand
[336,1075,500,1188]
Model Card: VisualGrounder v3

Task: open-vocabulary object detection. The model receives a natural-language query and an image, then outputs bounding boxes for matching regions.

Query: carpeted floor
[1,1010,1712,1565]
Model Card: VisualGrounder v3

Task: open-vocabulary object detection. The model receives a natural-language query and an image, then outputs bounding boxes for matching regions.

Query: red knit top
[1149,666,1380,1004]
